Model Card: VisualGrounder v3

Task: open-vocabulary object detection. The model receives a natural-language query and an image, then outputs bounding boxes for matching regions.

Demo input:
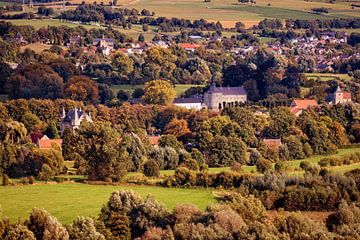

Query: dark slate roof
[208,86,246,95]
[173,98,202,104]
[63,109,85,123]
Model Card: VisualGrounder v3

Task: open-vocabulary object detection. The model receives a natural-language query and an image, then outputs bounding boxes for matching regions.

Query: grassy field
[0,183,216,224]
[4,19,106,30]
[42,0,360,28]
[159,148,360,176]
[0,1,12,6]
[110,84,204,97]
[303,73,352,82]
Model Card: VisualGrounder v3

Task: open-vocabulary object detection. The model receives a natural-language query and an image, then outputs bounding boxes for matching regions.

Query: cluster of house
[68,33,203,56]
[290,86,351,116]
[26,74,351,151]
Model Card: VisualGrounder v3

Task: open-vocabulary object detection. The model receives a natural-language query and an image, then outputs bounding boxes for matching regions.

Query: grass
[0,183,217,224]
[158,148,360,176]
[216,5,339,20]
[0,94,8,102]
[4,19,106,30]
[0,1,12,6]
[110,84,204,97]
[303,73,352,82]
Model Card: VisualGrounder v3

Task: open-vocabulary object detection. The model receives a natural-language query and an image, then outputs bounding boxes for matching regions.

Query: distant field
[0,183,216,224]
[116,0,359,27]
[20,42,66,54]
[304,73,352,82]
[111,84,204,97]
[0,1,13,6]
[4,19,106,30]
[159,147,360,176]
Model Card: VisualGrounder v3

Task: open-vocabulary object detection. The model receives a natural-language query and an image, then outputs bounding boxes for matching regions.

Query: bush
[230,162,243,172]
[256,159,272,173]
[2,174,10,186]
[142,160,160,177]
[39,164,55,182]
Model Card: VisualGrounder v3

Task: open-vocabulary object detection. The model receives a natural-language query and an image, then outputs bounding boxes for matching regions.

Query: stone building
[92,35,114,55]
[173,97,203,110]
[61,108,92,134]
[327,86,352,105]
[203,83,247,110]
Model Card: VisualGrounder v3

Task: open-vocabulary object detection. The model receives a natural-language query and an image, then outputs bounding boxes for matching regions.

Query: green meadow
[0,183,216,224]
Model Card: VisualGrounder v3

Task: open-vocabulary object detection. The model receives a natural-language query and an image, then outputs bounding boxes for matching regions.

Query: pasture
[0,183,216,224]
[110,84,204,97]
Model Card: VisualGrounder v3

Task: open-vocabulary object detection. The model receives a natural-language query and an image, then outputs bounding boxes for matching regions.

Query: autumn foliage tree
[142,80,176,105]
[65,75,99,104]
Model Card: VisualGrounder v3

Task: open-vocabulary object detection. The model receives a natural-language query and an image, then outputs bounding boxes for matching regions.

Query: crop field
[117,0,360,27]
[110,84,204,97]
[0,183,216,224]
[304,73,352,82]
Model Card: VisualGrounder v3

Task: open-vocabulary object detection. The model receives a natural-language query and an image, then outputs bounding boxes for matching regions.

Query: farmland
[0,183,216,224]
[28,0,360,28]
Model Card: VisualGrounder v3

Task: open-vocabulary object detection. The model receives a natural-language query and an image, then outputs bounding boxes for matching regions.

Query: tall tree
[142,80,176,105]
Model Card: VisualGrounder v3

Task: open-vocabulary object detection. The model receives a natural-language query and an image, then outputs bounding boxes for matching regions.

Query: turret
[61,107,66,119]
[74,107,79,123]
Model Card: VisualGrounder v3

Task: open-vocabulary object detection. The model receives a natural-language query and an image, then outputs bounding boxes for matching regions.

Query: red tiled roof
[263,139,282,149]
[292,99,318,110]
[178,43,201,49]
[343,92,351,100]
[149,136,160,145]
[38,139,63,149]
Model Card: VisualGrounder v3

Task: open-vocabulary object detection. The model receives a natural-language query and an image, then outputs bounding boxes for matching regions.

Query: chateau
[61,108,93,134]
[203,83,247,110]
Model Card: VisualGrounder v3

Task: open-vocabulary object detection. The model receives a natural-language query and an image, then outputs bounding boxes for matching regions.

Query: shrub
[2,174,10,186]
[39,164,55,182]
[230,162,242,172]
[256,159,272,173]
[180,159,199,171]
[142,160,160,177]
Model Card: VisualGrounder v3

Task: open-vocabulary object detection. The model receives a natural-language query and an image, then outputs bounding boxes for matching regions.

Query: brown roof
[263,139,282,149]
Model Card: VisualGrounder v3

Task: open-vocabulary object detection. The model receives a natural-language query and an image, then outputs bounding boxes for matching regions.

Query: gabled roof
[207,86,247,95]
[263,139,282,149]
[149,136,160,145]
[173,98,202,104]
[291,99,318,110]
[38,136,63,149]
[178,43,201,49]
[343,92,351,100]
